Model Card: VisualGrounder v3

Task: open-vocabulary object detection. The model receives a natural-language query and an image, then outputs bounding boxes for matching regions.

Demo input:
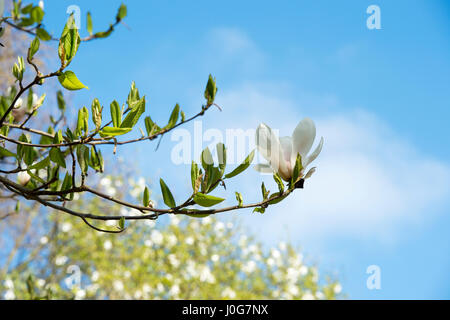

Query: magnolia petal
[254,164,274,173]
[304,167,316,179]
[304,136,324,168]
[255,123,281,172]
[278,136,293,180]
[292,117,316,160]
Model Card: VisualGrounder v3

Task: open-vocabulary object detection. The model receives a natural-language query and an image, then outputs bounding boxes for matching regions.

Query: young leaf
[76,145,89,174]
[191,161,199,192]
[119,216,125,229]
[76,107,89,136]
[160,178,176,208]
[56,90,66,111]
[235,192,243,207]
[99,126,131,137]
[116,3,127,21]
[49,148,66,168]
[28,37,40,60]
[253,207,266,214]
[86,12,93,35]
[204,74,217,105]
[166,103,179,129]
[291,153,303,186]
[144,116,159,136]
[193,192,225,207]
[36,28,52,41]
[91,98,103,130]
[143,186,150,207]
[120,97,145,129]
[110,100,122,128]
[224,150,255,179]
[201,147,214,170]
[216,142,226,175]
[273,173,284,193]
[58,71,88,91]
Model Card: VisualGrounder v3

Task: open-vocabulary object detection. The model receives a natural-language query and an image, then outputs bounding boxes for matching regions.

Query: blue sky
[40,0,450,299]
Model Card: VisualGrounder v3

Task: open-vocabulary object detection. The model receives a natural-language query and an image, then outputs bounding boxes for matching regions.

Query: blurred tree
[0,175,342,300]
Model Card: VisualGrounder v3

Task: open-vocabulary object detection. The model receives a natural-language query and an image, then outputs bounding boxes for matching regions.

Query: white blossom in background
[39,236,49,245]
[4,279,14,289]
[113,280,124,292]
[38,0,44,10]
[222,287,236,299]
[103,240,112,251]
[61,222,72,233]
[55,256,68,266]
[150,230,163,245]
[3,290,15,300]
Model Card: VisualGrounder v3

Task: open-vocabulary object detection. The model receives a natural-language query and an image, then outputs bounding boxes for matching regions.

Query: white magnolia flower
[255,118,324,181]
[38,1,44,10]
[17,171,31,186]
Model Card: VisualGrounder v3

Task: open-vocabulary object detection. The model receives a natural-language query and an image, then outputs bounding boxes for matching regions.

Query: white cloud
[212,85,450,243]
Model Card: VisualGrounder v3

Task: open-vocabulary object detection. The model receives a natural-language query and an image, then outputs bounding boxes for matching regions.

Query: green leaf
[28,37,40,60]
[193,192,225,207]
[121,97,145,129]
[49,148,66,168]
[183,210,212,218]
[86,12,93,35]
[99,126,131,137]
[76,107,89,136]
[91,98,103,130]
[253,207,266,214]
[166,103,179,129]
[204,74,217,105]
[60,173,73,192]
[28,156,50,170]
[56,90,66,111]
[291,153,303,186]
[273,173,284,193]
[191,161,199,192]
[58,71,88,91]
[235,192,243,207]
[119,216,125,229]
[144,116,159,136]
[201,147,214,170]
[224,150,255,179]
[0,146,17,158]
[36,28,52,41]
[160,178,176,208]
[30,6,44,23]
[261,182,269,201]
[116,3,127,21]
[76,145,89,174]
[216,142,226,176]
[58,15,80,65]
[268,192,288,205]
[110,100,122,128]
[143,186,150,207]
